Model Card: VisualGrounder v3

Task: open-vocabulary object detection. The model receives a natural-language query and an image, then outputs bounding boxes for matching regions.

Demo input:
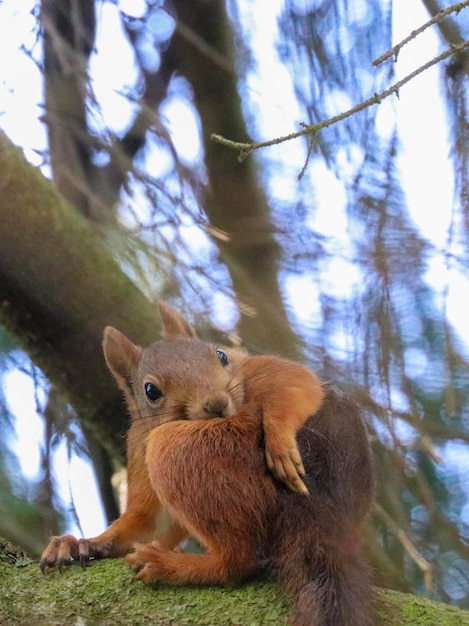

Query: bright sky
[1,0,469,542]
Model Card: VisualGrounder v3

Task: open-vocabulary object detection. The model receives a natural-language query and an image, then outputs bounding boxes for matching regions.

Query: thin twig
[375,505,434,594]
[211,40,469,160]
[297,127,317,180]
[396,529,434,593]
[373,0,469,66]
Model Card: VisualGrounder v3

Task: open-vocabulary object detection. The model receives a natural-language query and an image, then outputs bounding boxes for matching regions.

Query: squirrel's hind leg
[127,541,259,586]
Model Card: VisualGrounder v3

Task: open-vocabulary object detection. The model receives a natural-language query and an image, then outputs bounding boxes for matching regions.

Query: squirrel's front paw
[40,535,80,573]
[265,437,308,495]
[40,535,115,572]
[127,541,170,583]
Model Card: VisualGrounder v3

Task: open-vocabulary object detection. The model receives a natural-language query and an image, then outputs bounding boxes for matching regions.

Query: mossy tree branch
[0,131,160,464]
[1,548,468,626]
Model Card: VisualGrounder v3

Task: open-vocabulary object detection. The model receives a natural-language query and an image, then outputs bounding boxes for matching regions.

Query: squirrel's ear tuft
[159,301,197,339]
[103,326,142,393]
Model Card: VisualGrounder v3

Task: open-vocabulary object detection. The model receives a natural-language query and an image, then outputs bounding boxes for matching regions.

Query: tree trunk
[168,1,301,357]
[41,0,100,220]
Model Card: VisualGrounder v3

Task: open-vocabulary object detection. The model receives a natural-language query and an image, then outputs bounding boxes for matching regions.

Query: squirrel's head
[102,302,245,425]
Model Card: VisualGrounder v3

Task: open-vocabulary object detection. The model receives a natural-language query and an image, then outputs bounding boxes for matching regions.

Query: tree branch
[0,130,159,463]
[373,0,469,66]
[1,552,468,625]
[211,41,469,161]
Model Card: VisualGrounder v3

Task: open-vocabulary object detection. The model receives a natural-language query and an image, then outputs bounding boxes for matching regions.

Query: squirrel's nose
[203,393,231,418]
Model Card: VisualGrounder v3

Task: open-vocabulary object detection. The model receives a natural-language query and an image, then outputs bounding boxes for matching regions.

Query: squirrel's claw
[78,539,92,567]
[265,448,309,495]
[127,541,169,584]
[40,535,79,573]
[39,535,114,572]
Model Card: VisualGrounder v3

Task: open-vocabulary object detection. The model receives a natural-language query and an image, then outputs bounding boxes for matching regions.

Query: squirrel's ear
[159,301,197,339]
[103,326,142,393]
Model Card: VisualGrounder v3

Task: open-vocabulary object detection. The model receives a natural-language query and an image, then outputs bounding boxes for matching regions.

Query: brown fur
[128,382,374,625]
[40,302,323,567]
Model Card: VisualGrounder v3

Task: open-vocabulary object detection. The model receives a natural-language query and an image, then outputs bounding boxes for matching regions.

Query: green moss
[376,588,469,626]
[1,555,468,625]
[0,558,290,626]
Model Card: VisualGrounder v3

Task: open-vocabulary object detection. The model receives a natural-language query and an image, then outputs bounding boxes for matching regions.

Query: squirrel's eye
[144,382,163,402]
[216,349,229,367]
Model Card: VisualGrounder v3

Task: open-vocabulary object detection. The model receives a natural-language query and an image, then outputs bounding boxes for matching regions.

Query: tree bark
[0,131,159,463]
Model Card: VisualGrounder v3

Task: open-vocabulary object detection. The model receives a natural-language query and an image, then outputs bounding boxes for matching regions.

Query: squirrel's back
[270,384,374,625]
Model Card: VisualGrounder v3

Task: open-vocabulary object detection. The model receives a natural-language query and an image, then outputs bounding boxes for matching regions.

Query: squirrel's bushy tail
[272,508,374,626]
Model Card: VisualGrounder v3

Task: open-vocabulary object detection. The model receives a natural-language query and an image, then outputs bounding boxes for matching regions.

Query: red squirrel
[40,302,374,624]
[40,302,324,566]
